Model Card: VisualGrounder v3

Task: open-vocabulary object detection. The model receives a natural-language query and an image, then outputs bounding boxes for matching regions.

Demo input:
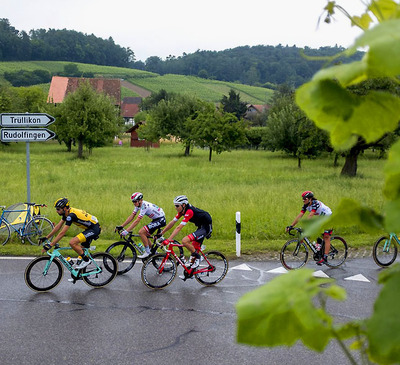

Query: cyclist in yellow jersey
[40,197,101,269]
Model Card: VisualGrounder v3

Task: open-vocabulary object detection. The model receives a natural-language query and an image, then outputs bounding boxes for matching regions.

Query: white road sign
[0,128,56,142]
[0,113,55,127]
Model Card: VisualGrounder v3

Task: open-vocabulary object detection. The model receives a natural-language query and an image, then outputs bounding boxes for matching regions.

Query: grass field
[0,61,272,104]
[0,141,386,258]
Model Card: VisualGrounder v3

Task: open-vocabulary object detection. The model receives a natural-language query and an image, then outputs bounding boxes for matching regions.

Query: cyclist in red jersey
[286,191,333,265]
[160,195,212,270]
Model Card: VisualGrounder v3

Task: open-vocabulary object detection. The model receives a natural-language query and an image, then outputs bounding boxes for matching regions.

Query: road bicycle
[106,230,184,275]
[0,202,54,246]
[24,241,118,292]
[141,239,228,289]
[372,233,400,267]
[280,227,348,270]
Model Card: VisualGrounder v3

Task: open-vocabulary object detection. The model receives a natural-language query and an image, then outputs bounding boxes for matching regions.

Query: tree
[339,78,400,176]
[220,89,248,120]
[187,101,248,161]
[139,93,202,156]
[262,90,330,167]
[55,81,123,158]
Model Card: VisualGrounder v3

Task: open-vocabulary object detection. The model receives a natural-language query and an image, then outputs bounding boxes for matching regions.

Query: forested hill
[141,45,364,87]
[1,18,363,88]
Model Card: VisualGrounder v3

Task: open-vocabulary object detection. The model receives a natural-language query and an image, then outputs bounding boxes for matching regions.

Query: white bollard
[236,211,241,257]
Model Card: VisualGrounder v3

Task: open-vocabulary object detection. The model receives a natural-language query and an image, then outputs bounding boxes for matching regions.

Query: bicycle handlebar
[24,202,48,207]
[287,226,303,236]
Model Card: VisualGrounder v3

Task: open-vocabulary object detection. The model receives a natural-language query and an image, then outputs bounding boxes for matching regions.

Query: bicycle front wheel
[326,236,348,268]
[195,251,228,286]
[106,241,137,275]
[141,254,177,289]
[0,220,11,246]
[280,239,308,270]
[82,253,118,288]
[373,236,398,267]
[24,256,63,292]
[25,217,54,245]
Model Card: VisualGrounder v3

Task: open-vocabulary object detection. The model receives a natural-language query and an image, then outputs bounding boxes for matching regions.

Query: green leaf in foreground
[296,79,400,150]
[236,269,346,352]
[366,264,400,364]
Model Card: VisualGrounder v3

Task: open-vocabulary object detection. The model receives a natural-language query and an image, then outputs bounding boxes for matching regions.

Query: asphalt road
[0,255,387,365]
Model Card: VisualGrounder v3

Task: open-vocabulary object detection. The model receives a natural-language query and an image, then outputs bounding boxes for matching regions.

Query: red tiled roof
[47,76,121,105]
[121,103,140,117]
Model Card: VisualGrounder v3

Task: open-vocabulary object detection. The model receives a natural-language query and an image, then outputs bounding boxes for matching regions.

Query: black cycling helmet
[54,197,70,209]
[301,191,314,199]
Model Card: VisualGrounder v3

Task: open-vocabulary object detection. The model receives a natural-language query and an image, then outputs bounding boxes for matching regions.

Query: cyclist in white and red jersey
[160,195,212,271]
[286,191,332,265]
[116,192,166,258]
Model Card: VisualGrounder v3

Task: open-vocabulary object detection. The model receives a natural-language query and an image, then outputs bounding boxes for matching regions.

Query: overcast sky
[3,0,367,62]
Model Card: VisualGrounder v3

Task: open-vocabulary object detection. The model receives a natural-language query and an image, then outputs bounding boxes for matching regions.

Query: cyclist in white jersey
[286,191,333,265]
[116,192,166,258]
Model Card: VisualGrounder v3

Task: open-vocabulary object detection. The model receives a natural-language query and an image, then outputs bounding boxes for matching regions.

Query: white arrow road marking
[344,274,370,282]
[230,263,252,271]
[267,267,288,274]
[313,270,330,278]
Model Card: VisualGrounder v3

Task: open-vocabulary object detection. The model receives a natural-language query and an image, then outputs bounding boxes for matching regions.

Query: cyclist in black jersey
[40,198,101,269]
[160,195,212,270]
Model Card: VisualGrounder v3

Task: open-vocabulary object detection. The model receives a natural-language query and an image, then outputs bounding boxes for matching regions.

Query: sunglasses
[175,205,181,207]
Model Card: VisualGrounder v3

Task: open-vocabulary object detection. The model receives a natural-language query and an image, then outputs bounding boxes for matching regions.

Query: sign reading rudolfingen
[0,128,56,142]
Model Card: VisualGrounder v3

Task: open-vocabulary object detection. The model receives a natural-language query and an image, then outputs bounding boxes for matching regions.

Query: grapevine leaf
[236,269,339,351]
[366,265,400,364]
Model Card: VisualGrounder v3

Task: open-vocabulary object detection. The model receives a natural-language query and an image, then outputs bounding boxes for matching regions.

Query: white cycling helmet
[131,192,143,202]
[173,195,188,205]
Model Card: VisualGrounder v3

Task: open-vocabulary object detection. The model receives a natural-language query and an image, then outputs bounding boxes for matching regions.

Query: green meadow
[0,140,385,258]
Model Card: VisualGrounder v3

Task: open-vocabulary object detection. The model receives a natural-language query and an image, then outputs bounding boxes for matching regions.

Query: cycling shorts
[76,224,101,248]
[188,224,213,244]
[323,229,333,237]
[144,217,166,235]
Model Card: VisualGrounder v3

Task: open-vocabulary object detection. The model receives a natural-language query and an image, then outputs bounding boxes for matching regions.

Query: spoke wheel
[141,254,176,289]
[25,217,54,245]
[195,251,228,286]
[25,256,63,292]
[325,236,348,268]
[373,236,398,267]
[82,253,118,288]
[106,241,137,275]
[0,220,11,246]
[280,239,308,270]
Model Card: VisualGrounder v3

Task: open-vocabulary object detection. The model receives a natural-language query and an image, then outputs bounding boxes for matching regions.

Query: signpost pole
[0,112,56,203]
[26,141,31,202]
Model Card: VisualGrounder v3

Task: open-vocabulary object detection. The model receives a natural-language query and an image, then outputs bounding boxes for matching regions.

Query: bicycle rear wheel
[82,253,118,288]
[280,239,308,270]
[0,220,11,246]
[106,241,137,275]
[373,236,398,267]
[25,217,54,245]
[141,253,177,289]
[24,256,63,292]
[325,236,348,268]
[195,251,228,286]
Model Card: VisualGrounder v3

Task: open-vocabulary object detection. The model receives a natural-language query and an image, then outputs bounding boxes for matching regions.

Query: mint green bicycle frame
[45,245,101,278]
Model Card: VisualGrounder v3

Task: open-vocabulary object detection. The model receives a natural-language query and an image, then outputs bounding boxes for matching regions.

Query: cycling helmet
[54,197,69,209]
[173,195,188,205]
[131,192,143,202]
[301,191,314,199]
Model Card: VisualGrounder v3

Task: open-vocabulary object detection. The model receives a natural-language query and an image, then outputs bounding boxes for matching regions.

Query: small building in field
[126,123,159,148]
[245,104,270,120]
